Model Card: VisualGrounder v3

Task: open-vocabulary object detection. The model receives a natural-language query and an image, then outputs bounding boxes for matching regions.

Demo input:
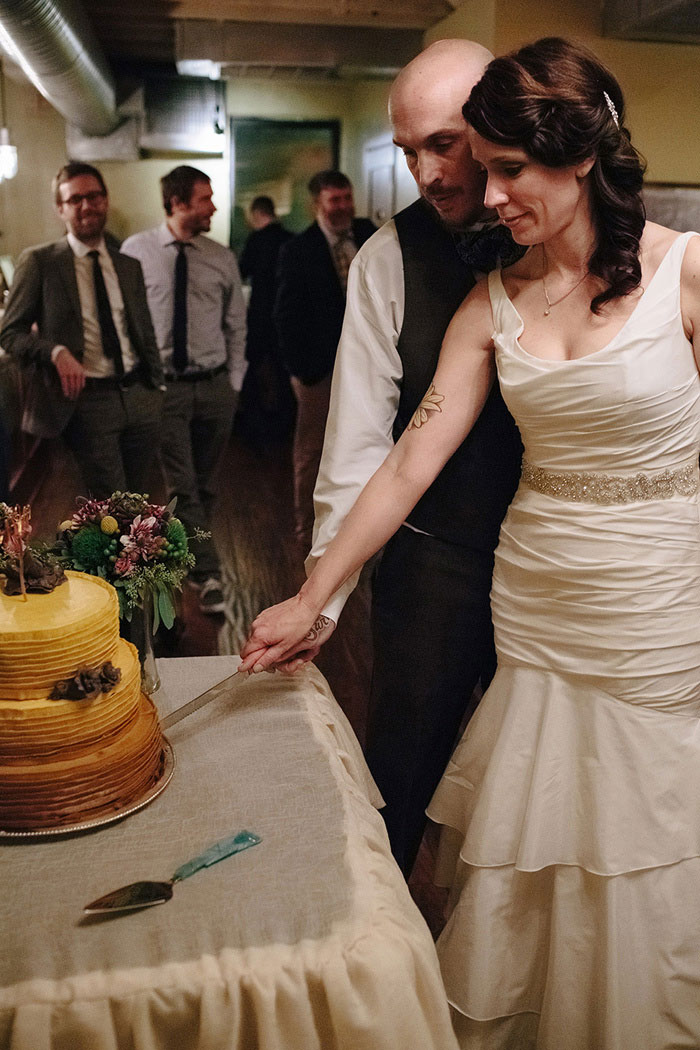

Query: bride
[241,37,700,1049]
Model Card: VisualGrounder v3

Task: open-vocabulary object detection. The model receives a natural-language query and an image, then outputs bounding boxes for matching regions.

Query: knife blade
[160,669,246,730]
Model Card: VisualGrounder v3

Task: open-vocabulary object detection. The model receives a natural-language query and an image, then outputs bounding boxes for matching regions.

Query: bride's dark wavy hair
[464,37,646,313]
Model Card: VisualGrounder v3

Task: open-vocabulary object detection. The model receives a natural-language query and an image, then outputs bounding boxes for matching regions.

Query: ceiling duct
[176,20,423,78]
[140,76,225,155]
[0,0,119,135]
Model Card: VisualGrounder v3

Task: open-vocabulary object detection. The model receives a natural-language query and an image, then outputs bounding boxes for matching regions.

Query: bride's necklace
[541,244,588,317]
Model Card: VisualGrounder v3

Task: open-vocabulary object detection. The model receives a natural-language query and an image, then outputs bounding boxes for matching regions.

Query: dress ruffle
[429,663,700,877]
[427,664,700,1049]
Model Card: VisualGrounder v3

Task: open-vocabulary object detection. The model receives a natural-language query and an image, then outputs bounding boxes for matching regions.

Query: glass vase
[133,592,161,695]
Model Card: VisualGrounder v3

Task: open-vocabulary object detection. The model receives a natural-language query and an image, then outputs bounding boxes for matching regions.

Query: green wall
[0,71,392,264]
[425,0,700,185]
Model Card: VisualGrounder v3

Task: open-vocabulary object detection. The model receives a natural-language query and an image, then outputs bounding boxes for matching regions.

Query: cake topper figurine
[1,504,31,598]
[0,502,66,596]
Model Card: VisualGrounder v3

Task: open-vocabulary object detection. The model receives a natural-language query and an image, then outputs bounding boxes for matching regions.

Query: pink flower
[145,502,168,524]
[72,498,110,527]
[114,551,137,577]
[119,515,165,564]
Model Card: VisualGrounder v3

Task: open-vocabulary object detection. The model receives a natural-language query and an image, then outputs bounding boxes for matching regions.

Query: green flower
[70,524,114,572]
[165,517,188,556]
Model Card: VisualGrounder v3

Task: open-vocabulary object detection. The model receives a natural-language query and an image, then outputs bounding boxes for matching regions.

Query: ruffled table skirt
[1,659,458,1050]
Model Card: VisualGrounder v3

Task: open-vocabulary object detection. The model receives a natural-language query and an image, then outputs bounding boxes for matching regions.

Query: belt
[83,368,144,390]
[165,363,227,383]
[521,457,700,504]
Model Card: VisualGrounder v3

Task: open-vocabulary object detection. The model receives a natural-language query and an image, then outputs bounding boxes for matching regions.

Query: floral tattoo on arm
[305,614,332,643]
[408,383,445,430]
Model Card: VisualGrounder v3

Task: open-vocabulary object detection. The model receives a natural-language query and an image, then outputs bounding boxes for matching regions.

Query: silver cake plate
[0,740,175,840]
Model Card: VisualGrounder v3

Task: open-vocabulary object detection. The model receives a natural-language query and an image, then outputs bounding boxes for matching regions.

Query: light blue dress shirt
[121,223,247,390]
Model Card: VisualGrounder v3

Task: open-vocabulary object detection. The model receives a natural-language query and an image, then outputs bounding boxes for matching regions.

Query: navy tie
[172,241,189,373]
[89,250,124,377]
[456,224,525,272]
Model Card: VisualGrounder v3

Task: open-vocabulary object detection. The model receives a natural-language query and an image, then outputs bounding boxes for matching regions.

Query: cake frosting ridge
[0,570,167,831]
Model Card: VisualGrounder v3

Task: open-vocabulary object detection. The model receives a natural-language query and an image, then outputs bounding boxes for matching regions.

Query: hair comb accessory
[603,90,620,129]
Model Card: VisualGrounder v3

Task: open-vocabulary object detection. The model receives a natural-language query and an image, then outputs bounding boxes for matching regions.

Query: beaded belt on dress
[520,458,700,504]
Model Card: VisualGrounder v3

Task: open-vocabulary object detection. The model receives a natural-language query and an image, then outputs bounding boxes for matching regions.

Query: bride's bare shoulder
[641,221,686,266]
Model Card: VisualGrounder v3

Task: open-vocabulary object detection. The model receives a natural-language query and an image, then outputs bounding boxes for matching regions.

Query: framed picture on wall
[229,117,340,254]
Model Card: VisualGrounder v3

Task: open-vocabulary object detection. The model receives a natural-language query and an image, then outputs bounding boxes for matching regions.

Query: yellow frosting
[0,571,167,831]
[0,571,118,700]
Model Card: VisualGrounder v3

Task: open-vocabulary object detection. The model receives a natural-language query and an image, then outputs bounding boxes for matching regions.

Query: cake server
[83,830,261,913]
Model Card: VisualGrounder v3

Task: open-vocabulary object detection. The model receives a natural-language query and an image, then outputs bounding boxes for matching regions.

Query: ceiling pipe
[0,0,119,135]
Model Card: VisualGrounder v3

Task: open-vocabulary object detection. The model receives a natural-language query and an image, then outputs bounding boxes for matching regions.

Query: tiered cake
[0,571,166,831]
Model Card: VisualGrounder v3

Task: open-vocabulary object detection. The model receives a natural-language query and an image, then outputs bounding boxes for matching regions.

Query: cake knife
[83,830,261,913]
[160,668,247,730]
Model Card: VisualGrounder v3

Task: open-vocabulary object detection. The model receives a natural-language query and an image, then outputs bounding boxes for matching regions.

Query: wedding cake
[0,570,166,831]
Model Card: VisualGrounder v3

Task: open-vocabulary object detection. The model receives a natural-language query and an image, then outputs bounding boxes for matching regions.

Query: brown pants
[289,374,332,555]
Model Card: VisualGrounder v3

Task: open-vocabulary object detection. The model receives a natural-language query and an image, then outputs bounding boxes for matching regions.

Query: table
[0,657,459,1050]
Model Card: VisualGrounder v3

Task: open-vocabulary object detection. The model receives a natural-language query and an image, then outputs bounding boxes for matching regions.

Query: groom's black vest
[393,198,522,551]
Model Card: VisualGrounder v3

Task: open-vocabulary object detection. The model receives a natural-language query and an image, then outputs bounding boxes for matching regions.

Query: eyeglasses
[59,190,107,208]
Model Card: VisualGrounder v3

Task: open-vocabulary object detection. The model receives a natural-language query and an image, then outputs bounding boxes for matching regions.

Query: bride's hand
[239,593,335,674]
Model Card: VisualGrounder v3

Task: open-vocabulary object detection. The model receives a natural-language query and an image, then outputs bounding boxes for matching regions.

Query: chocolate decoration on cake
[2,548,66,595]
[49,661,122,701]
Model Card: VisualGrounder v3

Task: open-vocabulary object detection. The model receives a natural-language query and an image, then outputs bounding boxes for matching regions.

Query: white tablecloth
[0,657,458,1050]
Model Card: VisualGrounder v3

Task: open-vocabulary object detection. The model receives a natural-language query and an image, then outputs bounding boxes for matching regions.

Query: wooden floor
[22,430,447,936]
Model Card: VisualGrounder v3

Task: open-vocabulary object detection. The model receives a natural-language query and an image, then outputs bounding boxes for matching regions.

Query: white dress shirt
[121,223,247,391]
[308,215,496,622]
[306,220,406,622]
[61,233,137,377]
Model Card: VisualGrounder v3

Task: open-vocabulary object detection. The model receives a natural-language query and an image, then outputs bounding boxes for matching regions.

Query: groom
[306,39,524,876]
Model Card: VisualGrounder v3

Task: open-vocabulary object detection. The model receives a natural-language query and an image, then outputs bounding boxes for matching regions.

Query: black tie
[173,241,189,373]
[89,250,124,376]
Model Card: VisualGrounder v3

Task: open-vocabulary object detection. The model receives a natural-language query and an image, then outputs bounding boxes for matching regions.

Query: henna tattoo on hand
[408,383,445,430]
[304,614,332,643]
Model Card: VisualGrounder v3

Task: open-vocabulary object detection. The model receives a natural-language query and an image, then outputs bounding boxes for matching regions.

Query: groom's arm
[306,221,405,624]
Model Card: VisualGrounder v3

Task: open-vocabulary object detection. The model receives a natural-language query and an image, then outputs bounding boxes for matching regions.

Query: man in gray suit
[1,162,164,497]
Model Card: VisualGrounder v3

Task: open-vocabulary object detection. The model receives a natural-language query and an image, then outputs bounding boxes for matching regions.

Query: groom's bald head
[389,39,493,229]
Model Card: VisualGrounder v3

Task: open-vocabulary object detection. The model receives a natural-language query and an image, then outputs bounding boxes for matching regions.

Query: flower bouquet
[54,491,195,632]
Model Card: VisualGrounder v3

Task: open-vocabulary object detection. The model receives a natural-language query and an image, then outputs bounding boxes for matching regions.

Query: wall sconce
[0,61,17,182]
[0,128,17,181]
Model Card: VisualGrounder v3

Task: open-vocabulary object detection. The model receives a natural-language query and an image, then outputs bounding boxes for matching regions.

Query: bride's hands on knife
[239,592,336,674]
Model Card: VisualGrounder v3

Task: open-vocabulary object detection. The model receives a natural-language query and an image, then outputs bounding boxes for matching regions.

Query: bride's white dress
[427,231,700,1050]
